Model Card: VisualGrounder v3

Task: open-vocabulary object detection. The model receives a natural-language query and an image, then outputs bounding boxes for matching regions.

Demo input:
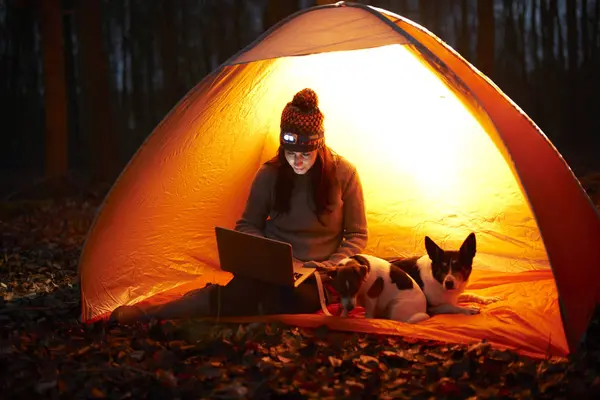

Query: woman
[111,88,368,323]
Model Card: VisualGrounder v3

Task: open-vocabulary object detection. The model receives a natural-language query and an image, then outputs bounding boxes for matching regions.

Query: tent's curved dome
[78,2,600,358]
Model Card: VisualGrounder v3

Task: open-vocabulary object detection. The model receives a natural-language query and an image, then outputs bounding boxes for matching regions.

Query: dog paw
[461,306,480,315]
[481,296,501,304]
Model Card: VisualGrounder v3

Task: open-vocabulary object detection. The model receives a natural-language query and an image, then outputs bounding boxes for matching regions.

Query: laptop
[215,226,316,288]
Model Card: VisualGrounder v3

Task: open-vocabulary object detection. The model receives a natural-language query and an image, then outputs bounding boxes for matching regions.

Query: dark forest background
[1,0,599,192]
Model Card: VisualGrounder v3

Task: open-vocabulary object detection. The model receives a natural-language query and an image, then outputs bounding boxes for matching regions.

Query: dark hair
[266,146,338,224]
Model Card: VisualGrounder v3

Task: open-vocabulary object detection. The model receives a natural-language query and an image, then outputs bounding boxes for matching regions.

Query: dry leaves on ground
[2,188,600,398]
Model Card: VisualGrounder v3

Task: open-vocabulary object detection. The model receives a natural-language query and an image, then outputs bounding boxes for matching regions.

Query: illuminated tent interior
[78,2,600,359]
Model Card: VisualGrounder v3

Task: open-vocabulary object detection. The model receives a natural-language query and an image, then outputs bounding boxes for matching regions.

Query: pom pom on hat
[291,88,319,112]
[280,88,325,152]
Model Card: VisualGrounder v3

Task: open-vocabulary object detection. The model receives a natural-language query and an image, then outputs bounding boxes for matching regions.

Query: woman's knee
[290,282,322,314]
[152,285,215,319]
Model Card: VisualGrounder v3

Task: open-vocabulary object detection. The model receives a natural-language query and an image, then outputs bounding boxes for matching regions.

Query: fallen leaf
[129,350,145,361]
[446,356,471,379]
[76,345,91,355]
[90,387,106,398]
[2,196,600,399]
[359,354,379,365]
[156,369,178,387]
[58,380,68,393]
[466,340,491,356]
[328,355,342,367]
[277,354,292,363]
[435,377,461,397]
[313,324,329,339]
[346,379,365,390]
[212,382,248,399]
[198,366,223,380]
[35,380,56,394]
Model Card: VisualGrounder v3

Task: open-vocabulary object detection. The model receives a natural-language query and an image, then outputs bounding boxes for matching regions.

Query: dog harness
[313,272,333,316]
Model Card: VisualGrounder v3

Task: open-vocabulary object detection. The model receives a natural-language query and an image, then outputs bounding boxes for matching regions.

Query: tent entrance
[246,44,549,270]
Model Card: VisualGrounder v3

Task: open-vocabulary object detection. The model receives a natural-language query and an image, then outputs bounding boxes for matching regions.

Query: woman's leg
[205,276,322,316]
[110,275,325,323]
[284,277,323,314]
[109,285,216,324]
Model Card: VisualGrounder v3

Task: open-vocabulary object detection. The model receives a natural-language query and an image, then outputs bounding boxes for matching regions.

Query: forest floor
[1,171,600,399]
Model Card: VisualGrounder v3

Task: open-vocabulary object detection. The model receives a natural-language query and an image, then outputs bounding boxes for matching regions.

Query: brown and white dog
[328,254,430,324]
[392,233,500,316]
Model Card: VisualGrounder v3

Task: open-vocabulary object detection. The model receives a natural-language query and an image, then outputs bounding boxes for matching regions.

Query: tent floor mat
[107,269,567,359]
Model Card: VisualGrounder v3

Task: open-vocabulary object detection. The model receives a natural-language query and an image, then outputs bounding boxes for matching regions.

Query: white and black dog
[327,254,430,324]
[392,232,500,316]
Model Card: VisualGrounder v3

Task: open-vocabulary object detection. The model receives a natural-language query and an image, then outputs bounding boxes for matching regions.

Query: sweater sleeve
[234,165,273,237]
[322,166,368,266]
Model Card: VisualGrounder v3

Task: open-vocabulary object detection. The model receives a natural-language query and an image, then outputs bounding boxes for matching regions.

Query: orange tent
[78,2,600,359]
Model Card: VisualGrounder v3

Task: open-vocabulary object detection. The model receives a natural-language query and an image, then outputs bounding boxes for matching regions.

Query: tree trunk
[516,0,528,81]
[264,0,300,32]
[75,0,118,182]
[158,0,179,114]
[183,2,208,88]
[458,0,470,59]
[130,1,146,144]
[212,1,236,66]
[565,0,578,142]
[233,0,247,60]
[477,0,495,78]
[121,0,135,158]
[501,0,516,73]
[62,2,82,170]
[530,0,539,72]
[145,23,156,131]
[581,0,589,64]
[418,1,434,33]
[566,0,578,73]
[397,0,409,15]
[39,0,68,178]
[592,0,599,61]
[552,0,565,68]
[540,0,555,67]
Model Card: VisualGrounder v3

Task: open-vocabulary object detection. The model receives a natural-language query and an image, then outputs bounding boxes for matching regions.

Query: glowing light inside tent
[78,42,550,323]
[252,44,547,269]
[266,45,481,198]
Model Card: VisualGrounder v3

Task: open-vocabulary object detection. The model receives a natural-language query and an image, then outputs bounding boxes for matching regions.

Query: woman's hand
[303,260,326,270]
[303,260,335,283]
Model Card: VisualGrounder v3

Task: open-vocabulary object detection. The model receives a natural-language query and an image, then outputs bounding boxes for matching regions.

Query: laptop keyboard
[293,272,303,281]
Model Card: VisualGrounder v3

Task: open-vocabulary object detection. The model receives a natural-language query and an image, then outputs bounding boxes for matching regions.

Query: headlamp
[282,133,298,144]
[280,131,324,151]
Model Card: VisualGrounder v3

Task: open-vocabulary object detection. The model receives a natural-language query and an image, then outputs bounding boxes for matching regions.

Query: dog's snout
[444,280,455,290]
[341,297,355,312]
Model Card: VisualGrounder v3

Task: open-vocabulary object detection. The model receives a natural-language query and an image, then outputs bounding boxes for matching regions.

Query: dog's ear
[325,268,339,280]
[350,254,370,271]
[357,265,369,280]
[425,236,444,263]
[459,232,477,263]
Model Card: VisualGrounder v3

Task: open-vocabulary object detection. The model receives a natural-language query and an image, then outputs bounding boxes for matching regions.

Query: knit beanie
[280,88,325,152]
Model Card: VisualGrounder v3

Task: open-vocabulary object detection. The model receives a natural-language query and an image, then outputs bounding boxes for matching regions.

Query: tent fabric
[78,2,600,357]
[379,9,600,353]
[230,6,409,64]
[113,268,566,360]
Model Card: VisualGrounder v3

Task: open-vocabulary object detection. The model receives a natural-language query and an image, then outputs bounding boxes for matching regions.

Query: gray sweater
[235,155,368,266]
